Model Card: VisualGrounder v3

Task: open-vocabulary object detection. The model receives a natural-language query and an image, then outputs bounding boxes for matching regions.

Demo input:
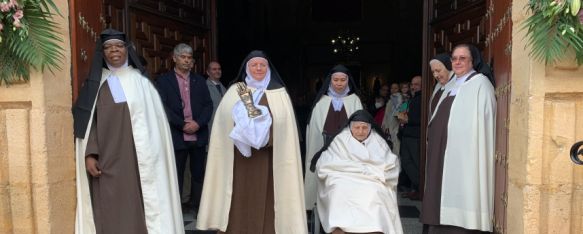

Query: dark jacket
[156,71,213,150]
[400,91,421,139]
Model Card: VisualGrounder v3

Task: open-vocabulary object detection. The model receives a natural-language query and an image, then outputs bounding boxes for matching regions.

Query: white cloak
[316,129,403,234]
[304,94,362,209]
[75,67,184,234]
[440,74,495,231]
[196,85,308,233]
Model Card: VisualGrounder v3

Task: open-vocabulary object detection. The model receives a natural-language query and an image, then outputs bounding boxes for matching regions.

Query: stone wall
[509,0,583,233]
[0,0,74,233]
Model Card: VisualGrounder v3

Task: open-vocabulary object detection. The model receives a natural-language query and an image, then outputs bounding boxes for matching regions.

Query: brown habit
[422,87,490,234]
[85,82,148,234]
[220,96,276,234]
[323,104,348,137]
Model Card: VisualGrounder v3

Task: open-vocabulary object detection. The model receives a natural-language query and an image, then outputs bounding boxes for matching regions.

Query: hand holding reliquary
[236,82,262,118]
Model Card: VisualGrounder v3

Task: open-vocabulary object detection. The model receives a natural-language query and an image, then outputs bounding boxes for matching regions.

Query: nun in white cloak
[310,110,403,234]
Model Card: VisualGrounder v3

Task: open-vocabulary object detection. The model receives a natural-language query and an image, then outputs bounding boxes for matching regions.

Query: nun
[428,53,455,118]
[72,29,184,234]
[304,64,363,211]
[310,110,403,234]
[196,50,308,233]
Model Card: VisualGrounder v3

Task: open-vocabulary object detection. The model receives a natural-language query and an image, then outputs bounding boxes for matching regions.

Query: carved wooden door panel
[70,0,104,101]
[485,0,512,233]
[102,0,214,78]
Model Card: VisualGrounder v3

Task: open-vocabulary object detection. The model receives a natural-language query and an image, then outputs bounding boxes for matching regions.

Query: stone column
[0,0,74,233]
[509,0,583,233]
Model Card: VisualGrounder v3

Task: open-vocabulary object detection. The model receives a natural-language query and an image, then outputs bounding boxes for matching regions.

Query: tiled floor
[183,196,423,234]
[398,195,423,234]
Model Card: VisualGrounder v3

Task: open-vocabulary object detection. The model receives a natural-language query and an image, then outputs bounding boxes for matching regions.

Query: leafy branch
[0,0,64,85]
[523,0,583,65]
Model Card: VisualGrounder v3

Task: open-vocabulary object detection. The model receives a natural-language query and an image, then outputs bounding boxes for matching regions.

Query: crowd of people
[72,29,496,234]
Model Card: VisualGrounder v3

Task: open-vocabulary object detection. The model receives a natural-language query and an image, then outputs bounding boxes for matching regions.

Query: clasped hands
[183,119,199,134]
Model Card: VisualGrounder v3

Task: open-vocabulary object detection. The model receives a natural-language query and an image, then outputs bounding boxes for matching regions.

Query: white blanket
[316,129,403,234]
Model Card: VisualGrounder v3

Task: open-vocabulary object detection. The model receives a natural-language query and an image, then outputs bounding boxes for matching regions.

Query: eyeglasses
[451,56,470,63]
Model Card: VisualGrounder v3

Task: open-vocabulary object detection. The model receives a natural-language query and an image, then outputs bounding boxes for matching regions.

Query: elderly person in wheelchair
[310,110,403,234]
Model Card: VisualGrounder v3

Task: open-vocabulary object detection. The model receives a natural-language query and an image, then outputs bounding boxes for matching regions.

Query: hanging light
[330,31,360,59]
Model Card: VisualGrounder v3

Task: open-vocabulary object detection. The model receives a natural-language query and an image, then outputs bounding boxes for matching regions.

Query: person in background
[381,82,403,155]
[205,61,227,133]
[156,43,213,213]
[367,84,389,117]
[398,76,422,200]
[372,84,390,126]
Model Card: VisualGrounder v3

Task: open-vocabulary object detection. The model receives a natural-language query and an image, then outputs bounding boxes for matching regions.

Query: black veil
[72,29,146,138]
[306,64,360,122]
[229,50,286,90]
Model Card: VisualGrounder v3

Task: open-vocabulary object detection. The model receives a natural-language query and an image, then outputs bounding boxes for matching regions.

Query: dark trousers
[400,136,420,190]
[175,141,206,209]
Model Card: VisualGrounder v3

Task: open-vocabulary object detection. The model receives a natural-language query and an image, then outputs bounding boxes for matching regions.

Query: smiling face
[330,72,348,93]
[350,121,371,142]
[430,60,450,85]
[247,57,268,81]
[103,40,127,68]
[206,62,222,81]
[451,46,473,77]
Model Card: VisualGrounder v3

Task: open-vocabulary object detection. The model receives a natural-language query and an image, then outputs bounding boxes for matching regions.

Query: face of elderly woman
[248,57,268,81]
[430,61,450,85]
[331,72,348,93]
[451,46,473,77]
[350,121,370,142]
[103,40,127,68]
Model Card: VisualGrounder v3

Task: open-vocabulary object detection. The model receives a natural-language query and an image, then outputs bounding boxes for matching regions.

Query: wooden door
[102,0,214,78]
[70,0,104,102]
[485,0,512,233]
[423,0,510,232]
[71,0,215,100]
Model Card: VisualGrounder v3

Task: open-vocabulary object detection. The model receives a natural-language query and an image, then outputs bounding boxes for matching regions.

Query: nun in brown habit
[196,50,307,234]
[73,29,183,234]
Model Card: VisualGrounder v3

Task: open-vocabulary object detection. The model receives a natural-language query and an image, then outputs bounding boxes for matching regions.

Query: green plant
[0,0,63,85]
[524,0,583,65]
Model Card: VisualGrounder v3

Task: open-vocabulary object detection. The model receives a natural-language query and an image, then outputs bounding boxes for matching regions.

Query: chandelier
[331,33,360,58]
